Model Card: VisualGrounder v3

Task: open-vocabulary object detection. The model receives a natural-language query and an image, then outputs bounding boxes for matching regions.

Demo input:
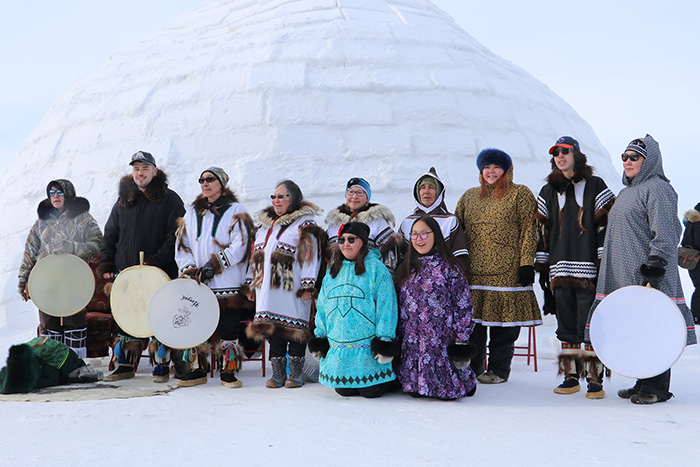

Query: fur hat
[346,177,372,200]
[0,344,41,394]
[201,167,229,189]
[476,148,512,172]
[339,221,370,244]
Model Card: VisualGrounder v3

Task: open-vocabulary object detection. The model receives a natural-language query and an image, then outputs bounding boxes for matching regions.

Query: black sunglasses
[270,194,290,200]
[551,148,571,157]
[198,176,218,184]
[337,236,358,244]
[621,153,643,162]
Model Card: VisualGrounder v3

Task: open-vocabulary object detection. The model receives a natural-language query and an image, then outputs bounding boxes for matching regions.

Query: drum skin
[110,265,170,338]
[28,254,95,318]
[590,285,687,378]
[148,278,220,349]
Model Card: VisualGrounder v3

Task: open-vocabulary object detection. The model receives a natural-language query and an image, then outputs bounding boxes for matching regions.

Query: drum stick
[139,251,145,265]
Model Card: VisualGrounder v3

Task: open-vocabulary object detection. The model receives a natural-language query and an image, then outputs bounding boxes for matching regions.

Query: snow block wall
[0,0,619,329]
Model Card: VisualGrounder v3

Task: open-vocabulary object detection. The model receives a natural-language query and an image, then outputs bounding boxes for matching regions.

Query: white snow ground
[1,314,699,467]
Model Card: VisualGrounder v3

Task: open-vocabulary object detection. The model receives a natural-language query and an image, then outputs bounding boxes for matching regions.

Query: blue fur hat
[476,148,512,172]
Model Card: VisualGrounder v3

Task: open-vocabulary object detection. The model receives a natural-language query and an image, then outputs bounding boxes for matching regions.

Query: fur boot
[582,344,609,399]
[218,340,243,388]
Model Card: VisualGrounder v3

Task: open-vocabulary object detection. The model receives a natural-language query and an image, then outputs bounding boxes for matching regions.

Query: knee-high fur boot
[582,344,609,399]
[218,340,243,388]
[554,343,581,394]
[173,344,211,387]
[148,339,171,383]
[105,335,146,381]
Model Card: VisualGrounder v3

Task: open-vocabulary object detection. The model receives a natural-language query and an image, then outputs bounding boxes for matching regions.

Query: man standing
[98,151,185,381]
[535,137,615,398]
[397,167,469,268]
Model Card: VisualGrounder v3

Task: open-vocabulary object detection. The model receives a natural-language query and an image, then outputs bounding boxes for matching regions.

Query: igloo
[0,0,619,328]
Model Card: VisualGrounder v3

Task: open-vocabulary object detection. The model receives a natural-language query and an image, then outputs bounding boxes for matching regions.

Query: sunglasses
[621,153,644,162]
[337,236,358,244]
[270,194,290,200]
[198,176,218,184]
[410,231,433,240]
[551,148,571,157]
[48,190,65,197]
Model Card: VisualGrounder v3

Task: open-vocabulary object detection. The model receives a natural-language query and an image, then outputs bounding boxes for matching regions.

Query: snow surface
[2,2,698,464]
[0,0,621,328]
[2,316,700,466]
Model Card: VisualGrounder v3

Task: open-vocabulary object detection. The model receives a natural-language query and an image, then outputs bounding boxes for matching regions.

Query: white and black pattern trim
[537,196,548,217]
[299,219,316,229]
[211,286,242,297]
[300,277,315,288]
[374,226,393,247]
[217,250,231,269]
[275,241,296,257]
[594,188,615,213]
[253,242,264,254]
[453,248,469,257]
[179,262,196,274]
[597,247,603,259]
[550,260,597,279]
[535,252,549,264]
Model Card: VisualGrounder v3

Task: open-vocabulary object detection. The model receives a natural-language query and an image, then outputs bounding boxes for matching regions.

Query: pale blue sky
[1,0,697,207]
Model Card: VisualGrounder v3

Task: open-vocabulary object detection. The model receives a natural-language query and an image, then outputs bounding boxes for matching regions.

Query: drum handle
[139,251,145,265]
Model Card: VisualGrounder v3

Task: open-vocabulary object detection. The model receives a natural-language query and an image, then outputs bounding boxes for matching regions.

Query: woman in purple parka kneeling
[394,216,477,400]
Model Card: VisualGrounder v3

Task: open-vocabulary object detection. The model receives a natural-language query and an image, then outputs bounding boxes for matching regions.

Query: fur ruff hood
[685,209,700,224]
[545,164,594,194]
[257,201,322,229]
[37,197,90,220]
[191,189,239,216]
[324,203,395,227]
[117,169,170,208]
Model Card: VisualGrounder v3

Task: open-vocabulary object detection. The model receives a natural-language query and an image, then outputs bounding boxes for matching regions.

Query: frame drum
[148,278,220,349]
[27,254,95,317]
[110,265,170,338]
[589,285,687,378]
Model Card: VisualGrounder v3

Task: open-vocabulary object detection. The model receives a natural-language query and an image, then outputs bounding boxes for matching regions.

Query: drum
[110,264,170,338]
[27,254,95,317]
[589,285,687,379]
[148,278,220,349]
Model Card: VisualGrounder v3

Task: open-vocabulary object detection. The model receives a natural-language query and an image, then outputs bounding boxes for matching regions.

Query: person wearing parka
[454,149,542,384]
[310,222,398,398]
[97,151,185,381]
[18,179,103,359]
[681,202,700,324]
[397,167,469,269]
[585,135,696,404]
[175,167,255,388]
[245,180,327,389]
[395,216,477,400]
[535,136,616,398]
[325,177,398,270]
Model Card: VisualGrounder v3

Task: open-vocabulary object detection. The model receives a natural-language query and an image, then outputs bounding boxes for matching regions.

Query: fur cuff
[296,287,319,299]
[308,337,330,358]
[96,262,114,277]
[210,253,223,275]
[447,343,477,363]
[370,337,399,357]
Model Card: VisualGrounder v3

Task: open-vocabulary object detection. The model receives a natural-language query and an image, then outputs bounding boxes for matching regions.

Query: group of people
[8,135,696,405]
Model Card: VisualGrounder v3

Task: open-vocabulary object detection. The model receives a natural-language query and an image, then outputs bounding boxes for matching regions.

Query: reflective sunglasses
[198,176,218,184]
[410,231,433,240]
[270,194,290,200]
[337,236,358,245]
[551,148,571,157]
[621,153,643,162]
[48,190,65,197]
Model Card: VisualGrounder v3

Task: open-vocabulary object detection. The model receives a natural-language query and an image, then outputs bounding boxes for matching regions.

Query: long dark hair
[328,238,369,278]
[277,179,303,213]
[394,216,465,286]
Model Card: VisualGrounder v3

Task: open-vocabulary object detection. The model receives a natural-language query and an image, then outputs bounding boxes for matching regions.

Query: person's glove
[308,337,330,361]
[18,282,29,301]
[640,255,667,289]
[198,261,216,284]
[517,265,535,286]
[539,272,556,316]
[447,343,477,369]
[371,337,399,364]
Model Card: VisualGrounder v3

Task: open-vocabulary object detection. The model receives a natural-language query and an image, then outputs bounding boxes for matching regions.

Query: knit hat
[625,138,648,158]
[129,151,156,166]
[476,148,512,172]
[339,222,370,245]
[201,167,229,189]
[548,136,580,154]
[346,177,372,200]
